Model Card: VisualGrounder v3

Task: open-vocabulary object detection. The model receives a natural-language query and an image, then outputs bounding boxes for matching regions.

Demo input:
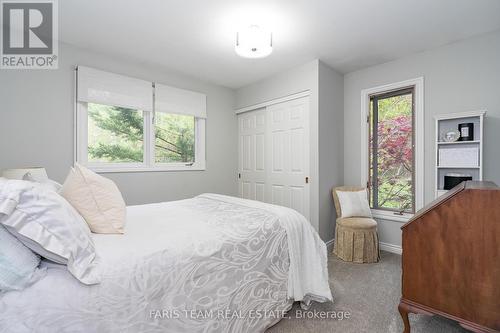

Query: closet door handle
[305,177,309,184]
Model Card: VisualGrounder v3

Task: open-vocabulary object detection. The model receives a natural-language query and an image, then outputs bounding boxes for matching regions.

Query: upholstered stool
[332,186,380,263]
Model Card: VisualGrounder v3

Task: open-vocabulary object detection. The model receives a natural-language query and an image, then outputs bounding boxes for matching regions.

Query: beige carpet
[266,251,468,333]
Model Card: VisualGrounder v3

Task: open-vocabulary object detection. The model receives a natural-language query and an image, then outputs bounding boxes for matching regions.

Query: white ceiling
[60,0,500,88]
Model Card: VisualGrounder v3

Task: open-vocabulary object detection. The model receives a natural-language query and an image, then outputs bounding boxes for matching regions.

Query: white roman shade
[155,83,207,118]
[77,66,153,112]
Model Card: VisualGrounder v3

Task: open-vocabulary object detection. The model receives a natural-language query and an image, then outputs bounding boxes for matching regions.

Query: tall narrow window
[369,88,415,213]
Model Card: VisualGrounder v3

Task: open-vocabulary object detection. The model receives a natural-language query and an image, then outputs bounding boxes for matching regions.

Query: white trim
[73,68,78,164]
[437,140,480,145]
[235,90,310,114]
[433,110,486,120]
[479,112,484,184]
[143,108,153,165]
[360,77,425,211]
[148,83,156,166]
[87,164,206,173]
[325,238,335,252]
[76,102,89,163]
[437,166,480,169]
[379,242,402,255]
[372,209,411,223]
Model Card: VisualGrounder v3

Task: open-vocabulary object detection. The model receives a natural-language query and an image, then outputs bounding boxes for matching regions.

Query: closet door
[238,108,267,201]
[266,97,310,220]
[237,96,310,220]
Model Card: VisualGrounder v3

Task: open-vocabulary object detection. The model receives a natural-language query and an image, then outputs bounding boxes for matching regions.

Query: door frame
[235,90,310,114]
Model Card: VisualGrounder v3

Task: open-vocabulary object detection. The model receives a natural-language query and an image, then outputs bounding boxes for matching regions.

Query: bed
[0,193,332,333]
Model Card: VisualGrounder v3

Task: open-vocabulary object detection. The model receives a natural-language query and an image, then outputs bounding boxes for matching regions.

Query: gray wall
[0,42,238,205]
[344,30,500,246]
[235,60,319,109]
[318,61,344,242]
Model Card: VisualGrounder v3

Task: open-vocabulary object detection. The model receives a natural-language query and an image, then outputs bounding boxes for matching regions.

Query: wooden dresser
[399,181,500,333]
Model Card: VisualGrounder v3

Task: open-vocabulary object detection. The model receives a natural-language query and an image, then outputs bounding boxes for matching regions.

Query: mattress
[0,194,331,333]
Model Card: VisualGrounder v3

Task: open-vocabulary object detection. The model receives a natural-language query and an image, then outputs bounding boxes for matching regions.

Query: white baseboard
[325,238,335,252]
[379,242,402,255]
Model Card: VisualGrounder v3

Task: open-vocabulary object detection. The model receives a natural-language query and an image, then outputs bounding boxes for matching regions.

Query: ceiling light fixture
[235,25,272,59]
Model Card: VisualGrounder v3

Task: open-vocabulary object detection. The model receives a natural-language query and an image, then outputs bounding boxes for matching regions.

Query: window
[76,66,206,172]
[88,103,145,163]
[369,88,414,213]
[155,113,195,164]
[361,78,424,221]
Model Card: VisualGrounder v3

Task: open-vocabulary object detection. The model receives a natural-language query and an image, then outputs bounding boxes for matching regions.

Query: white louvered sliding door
[238,96,310,220]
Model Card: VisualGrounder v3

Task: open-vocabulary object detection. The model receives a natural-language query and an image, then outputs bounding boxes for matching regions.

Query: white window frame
[75,102,206,173]
[360,77,424,222]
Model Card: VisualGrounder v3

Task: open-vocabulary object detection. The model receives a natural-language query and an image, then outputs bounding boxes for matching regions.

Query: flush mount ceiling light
[235,25,273,58]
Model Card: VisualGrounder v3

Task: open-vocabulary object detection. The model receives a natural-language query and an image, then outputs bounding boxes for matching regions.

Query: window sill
[83,162,206,173]
[371,209,413,223]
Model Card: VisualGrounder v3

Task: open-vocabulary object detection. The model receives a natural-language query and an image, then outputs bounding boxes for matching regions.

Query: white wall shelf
[437,140,480,145]
[434,110,486,198]
[437,166,480,169]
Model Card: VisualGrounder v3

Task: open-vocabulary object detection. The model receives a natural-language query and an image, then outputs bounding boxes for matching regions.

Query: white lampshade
[235,25,273,59]
[2,167,48,180]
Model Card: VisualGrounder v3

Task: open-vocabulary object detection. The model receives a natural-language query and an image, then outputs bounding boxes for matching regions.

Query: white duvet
[0,194,332,333]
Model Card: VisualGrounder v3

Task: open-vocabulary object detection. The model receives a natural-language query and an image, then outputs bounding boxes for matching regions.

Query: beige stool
[332,186,380,263]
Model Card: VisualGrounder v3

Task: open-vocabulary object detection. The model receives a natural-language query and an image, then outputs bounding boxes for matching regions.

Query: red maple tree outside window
[369,89,414,213]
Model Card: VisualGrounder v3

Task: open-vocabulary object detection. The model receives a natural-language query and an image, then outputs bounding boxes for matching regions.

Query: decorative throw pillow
[61,163,126,234]
[336,189,372,218]
[0,224,46,291]
[0,179,101,285]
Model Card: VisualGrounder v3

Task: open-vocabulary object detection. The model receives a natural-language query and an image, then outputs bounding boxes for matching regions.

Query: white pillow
[22,171,62,193]
[0,224,46,292]
[336,189,372,218]
[61,163,126,234]
[0,179,100,285]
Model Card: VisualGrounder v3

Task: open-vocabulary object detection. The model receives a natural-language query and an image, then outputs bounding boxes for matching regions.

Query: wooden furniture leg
[398,301,411,333]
